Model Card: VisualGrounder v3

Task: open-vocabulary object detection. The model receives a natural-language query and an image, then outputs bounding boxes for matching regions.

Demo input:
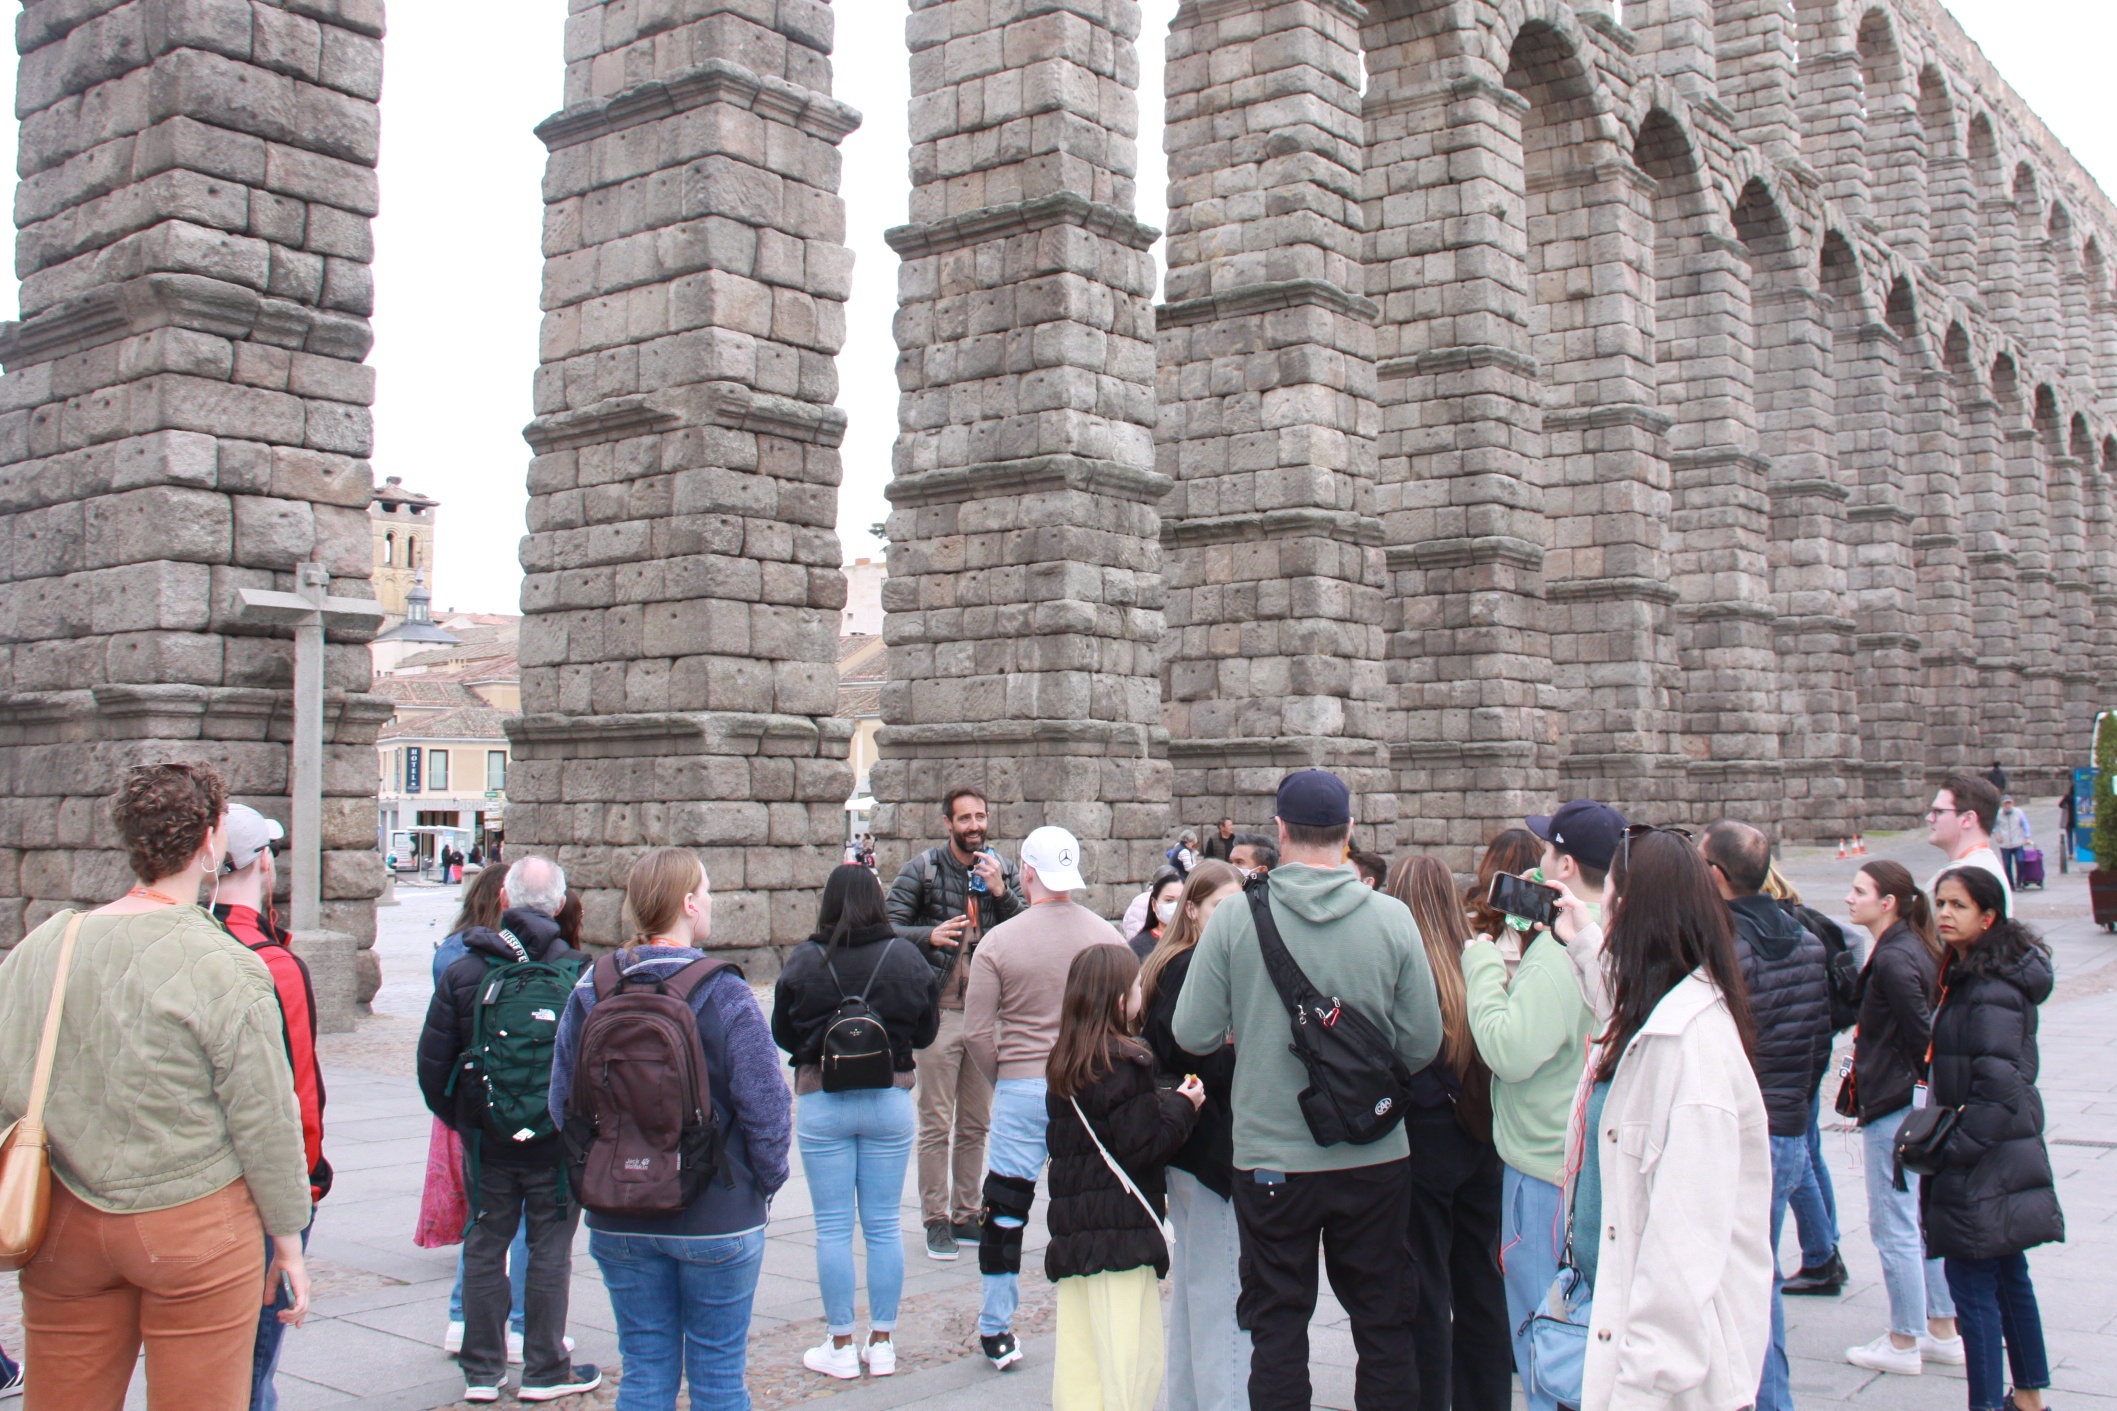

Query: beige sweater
[0,907,312,1237]
[962,899,1126,1082]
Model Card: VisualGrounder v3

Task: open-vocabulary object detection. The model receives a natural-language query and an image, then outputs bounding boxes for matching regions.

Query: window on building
[429,750,449,791]
[487,750,507,792]
[382,531,394,566]
[408,537,417,569]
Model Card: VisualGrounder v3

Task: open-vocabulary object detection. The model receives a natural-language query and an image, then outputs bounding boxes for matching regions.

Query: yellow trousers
[1053,1266,1165,1411]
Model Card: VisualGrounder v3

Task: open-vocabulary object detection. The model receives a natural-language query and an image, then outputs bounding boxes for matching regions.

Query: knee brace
[978,1173,1036,1275]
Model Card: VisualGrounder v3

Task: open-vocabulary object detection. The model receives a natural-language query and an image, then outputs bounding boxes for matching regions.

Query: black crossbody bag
[1246,876,1414,1147]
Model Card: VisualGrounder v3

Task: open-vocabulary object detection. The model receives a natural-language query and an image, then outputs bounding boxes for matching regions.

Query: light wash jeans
[1864,1105,1955,1335]
[1165,1167,1250,1411]
[980,1076,1049,1338]
[798,1086,915,1336]
[1757,1134,1809,1411]
[1499,1164,1563,1411]
[592,1228,767,1411]
[1789,1089,1839,1269]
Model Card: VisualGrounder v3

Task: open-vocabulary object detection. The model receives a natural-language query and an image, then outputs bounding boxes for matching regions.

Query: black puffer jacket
[1852,921,1940,1124]
[1142,947,1237,1198]
[1729,894,1834,1136]
[1044,1043,1198,1281]
[885,845,1026,989]
[416,908,583,1163]
[771,924,940,1075]
[1921,944,2064,1260]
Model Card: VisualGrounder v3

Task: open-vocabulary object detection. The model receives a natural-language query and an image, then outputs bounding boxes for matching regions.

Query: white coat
[1564,924,1774,1411]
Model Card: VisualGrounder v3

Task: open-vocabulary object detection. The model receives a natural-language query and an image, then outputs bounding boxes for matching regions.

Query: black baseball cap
[1525,799,1627,873]
[1276,769,1352,828]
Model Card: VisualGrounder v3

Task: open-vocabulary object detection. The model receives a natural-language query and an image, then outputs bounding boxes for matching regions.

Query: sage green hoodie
[1170,864,1442,1174]
[1462,929,1595,1185]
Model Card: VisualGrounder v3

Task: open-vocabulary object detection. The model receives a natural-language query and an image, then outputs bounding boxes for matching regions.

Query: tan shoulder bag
[0,912,85,1270]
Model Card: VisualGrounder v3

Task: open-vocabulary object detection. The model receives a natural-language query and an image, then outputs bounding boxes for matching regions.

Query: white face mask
[1154,899,1178,925]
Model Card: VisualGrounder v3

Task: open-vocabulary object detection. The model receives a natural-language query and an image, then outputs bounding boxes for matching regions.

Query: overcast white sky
[0,1,2109,613]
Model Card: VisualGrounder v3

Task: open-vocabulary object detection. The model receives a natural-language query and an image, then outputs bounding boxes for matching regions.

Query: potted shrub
[2092,713,2117,930]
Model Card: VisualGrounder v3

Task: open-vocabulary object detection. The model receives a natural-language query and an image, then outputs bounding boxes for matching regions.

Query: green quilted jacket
[0,906,312,1237]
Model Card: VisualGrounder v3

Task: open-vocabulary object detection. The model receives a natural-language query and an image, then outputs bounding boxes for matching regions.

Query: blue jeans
[798,1086,915,1335]
[593,1228,767,1411]
[1789,1089,1838,1269]
[1756,1136,1815,1411]
[1499,1165,1563,1411]
[249,1223,310,1411]
[449,1203,530,1332]
[1862,1107,1954,1334]
[980,1077,1049,1337]
[1945,1253,2050,1411]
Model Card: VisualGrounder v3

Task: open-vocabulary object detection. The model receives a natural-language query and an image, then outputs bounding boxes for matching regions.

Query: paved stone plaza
[4,802,2106,1410]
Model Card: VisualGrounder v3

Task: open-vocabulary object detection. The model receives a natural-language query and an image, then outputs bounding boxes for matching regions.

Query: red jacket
[219,904,331,1204]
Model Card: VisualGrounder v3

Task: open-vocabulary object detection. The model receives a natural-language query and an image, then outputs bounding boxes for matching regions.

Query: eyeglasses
[1619,822,1694,871]
[1926,807,1961,820]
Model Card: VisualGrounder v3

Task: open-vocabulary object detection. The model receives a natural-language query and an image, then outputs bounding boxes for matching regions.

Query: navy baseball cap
[1525,799,1627,873]
[1276,769,1352,828]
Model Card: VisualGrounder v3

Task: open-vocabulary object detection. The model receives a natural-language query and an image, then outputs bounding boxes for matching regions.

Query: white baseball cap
[224,803,285,872]
[1019,825,1086,892]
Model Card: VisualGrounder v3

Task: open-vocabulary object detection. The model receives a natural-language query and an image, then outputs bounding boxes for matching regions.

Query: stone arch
[1922,66,1975,289]
[1858,8,1926,253]
[2053,402,2099,753]
[2088,238,2117,408]
[2052,204,2096,376]
[2099,436,2117,668]
[2016,165,2061,361]
[1915,318,1982,770]
[1797,1,1869,215]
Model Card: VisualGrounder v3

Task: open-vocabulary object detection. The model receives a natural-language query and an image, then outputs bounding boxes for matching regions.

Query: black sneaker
[925,1219,959,1261]
[952,1219,981,1244]
[1782,1248,1849,1296]
[518,1364,603,1401]
[981,1332,1022,1371]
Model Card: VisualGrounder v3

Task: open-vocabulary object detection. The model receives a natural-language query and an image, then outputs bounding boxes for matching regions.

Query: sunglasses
[1619,822,1694,871]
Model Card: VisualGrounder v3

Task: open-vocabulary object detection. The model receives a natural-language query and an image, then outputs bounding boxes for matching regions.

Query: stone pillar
[1981,191,2023,329]
[1929,152,1979,305]
[1795,1,1867,221]
[1910,338,1978,786]
[873,0,1170,914]
[510,1,860,966]
[2004,396,2062,784]
[0,0,391,960]
[1363,21,1555,865]
[1714,0,1798,158]
[1960,382,2027,764]
[2054,423,2096,767]
[1155,0,1394,844]
[1627,0,1716,98]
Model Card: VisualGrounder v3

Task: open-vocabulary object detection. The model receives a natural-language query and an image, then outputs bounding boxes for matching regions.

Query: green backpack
[451,943,583,1152]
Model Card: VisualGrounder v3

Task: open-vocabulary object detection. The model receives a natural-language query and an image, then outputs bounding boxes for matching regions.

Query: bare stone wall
[0,0,391,970]
[507,0,858,969]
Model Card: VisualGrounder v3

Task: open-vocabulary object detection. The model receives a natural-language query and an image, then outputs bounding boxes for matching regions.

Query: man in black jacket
[417,855,596,1401]
[886,786,1027,1260]
[1702,821,1837,1411]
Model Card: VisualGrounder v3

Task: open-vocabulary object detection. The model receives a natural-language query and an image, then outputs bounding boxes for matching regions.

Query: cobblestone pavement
[23,803,2117,1409]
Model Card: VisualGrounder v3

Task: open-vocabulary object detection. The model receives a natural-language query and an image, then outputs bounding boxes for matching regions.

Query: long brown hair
[1389,855,1473,1076]
[1467,827,1543,938]
[1595,830,1755,1082]
[1046,944,1144,1099]
[1138,859,1244,1010]
[622,846,707,947]
[1858,859,1941,960]
[450,861,507,936]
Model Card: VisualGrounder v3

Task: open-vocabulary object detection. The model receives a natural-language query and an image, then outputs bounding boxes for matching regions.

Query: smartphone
[1487,871,1560,928]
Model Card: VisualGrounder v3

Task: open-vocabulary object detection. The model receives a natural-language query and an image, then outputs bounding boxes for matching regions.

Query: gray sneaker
[925,1219,960,1261]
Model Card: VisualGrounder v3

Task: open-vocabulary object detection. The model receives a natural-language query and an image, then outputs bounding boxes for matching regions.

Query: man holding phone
[1461,798,1624,1411]
[887,786,1027,1261]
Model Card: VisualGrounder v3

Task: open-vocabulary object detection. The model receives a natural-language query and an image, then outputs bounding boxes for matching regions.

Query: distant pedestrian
[1226,832,1278,879]
[1925,865,2063,1411]
[1171,770,1442,1411]
[1389,855,1510,1411]
[1986,760,2008,795]
[773,865,940,1379]
[1139,860,1249,1411]
[1927,775,2012,916]
[0,764,311,1411]
[1549,828,1773,1411]
[1044,945,1203,1411]
[2058,790,2076,873]
[551,847,791,1410]
[1167,829,1199,879]
[1840,862,1962,1376]
[1993,798,2033,890]
[1128,870,1184,960]
[963,827,1129,1372]
[1200,818,1237,862]
[887,787,1025,1261]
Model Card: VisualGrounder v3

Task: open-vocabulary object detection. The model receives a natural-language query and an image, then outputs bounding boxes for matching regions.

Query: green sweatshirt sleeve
[1462,935,1578,1084]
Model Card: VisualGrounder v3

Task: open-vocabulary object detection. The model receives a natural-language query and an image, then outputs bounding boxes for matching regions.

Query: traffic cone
[1837,839,1849,859]
[1854,833,1868,856]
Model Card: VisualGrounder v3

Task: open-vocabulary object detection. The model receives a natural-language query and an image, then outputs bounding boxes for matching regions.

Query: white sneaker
[1919,1332,1967,1365]
[804,1339,862,1380]
[443,1320,465,1354]
[862,1337,897,1376]
[462,1386,501,1405]
[1846,1333,1922,1375]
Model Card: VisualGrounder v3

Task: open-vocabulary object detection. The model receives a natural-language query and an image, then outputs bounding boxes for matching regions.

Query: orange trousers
[20,1178,269,1411]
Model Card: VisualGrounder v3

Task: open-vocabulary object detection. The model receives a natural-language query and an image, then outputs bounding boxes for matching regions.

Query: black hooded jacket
[1728,894,1834,1136]
[1921,945,2065,1261]
[1852,921,1940,1124]
[416,907,583,1160]
[1044,1043,1199,1281]
[771,922,941,1075]
[1141,946,1238,1198]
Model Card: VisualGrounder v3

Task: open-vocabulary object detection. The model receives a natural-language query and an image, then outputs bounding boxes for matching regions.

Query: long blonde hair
[1389,854,1473,1076]
[622,847,708,947]
[1138,859,1245,1010]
